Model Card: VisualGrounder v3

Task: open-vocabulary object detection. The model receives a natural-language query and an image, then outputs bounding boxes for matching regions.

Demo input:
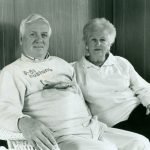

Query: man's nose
[36,35,43,42]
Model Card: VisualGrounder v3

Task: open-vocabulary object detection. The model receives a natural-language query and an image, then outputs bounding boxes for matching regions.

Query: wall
[0,0,113,69]
[113,0,150,82]
[0,0,150,82]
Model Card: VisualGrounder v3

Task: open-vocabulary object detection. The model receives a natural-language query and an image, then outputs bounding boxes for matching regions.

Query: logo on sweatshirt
[23,68,53,78]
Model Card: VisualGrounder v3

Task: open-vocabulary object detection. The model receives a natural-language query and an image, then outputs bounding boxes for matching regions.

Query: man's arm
[0,68,59,150]
[0,68,27,131]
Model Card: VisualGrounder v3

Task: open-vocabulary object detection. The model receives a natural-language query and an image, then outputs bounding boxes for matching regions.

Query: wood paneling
[0,0,113,69]
[0,0,16,68]
[3,0,150,82]
[114,0,150,82]
[145,0,150,82]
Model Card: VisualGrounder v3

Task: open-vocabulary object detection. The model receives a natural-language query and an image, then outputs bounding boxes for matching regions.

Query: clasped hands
[41,80,75,90]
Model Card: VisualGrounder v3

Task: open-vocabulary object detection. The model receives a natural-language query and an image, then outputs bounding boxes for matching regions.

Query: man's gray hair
[83,18,116,45]
[20,14,52,37]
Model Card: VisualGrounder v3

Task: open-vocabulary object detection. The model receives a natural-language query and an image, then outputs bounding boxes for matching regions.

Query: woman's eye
[100,38,106,42]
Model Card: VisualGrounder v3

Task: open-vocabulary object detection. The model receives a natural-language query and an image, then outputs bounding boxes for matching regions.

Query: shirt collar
[103,52,116,66]
[81,52,116,69]
[20,52,50,63]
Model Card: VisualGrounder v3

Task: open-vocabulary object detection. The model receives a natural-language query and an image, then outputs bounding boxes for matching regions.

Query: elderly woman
[74,18,150,139]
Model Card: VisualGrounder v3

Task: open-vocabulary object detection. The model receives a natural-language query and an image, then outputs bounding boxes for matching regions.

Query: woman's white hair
[20,14,52,38]
[83,18,116,45]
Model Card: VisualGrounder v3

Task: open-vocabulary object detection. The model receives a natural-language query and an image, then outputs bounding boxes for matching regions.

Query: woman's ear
[85,45,88,50]
[106,41,111,52]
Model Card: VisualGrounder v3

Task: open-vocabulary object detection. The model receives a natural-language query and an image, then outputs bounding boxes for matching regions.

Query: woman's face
[86,31,111,65]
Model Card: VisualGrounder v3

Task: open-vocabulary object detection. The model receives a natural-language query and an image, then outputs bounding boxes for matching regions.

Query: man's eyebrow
[30,31,36,33]
[42,32,48,34]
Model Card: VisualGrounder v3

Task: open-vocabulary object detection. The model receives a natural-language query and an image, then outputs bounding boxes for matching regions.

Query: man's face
[21,19,50,59]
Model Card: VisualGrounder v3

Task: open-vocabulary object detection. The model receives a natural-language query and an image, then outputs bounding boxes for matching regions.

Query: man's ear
[85,45,88,50]
[19,35,23,45]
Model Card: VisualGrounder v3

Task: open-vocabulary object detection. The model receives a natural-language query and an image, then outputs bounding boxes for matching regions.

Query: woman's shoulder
[114,55,134,69]
[115,55,132,65]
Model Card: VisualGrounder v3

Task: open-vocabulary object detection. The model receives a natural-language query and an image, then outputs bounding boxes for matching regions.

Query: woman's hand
[18,117,58,150]
[146,104,150,115]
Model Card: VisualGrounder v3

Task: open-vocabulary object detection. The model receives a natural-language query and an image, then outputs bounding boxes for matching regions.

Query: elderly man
[0,14,150,150]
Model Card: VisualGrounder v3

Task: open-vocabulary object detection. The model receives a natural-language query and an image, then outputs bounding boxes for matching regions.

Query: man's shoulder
[50,56,72,66]
[50,56,65,62]
[1,58,21,73]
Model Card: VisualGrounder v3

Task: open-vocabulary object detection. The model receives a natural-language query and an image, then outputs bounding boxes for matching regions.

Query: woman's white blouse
[74,53,150,127]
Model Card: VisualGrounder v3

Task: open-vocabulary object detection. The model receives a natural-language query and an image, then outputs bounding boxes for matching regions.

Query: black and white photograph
[0,0,150,150]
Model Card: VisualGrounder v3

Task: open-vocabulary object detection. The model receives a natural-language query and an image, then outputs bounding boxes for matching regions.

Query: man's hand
[18,117,58,150]
[146,104,150,115]
[54,82,74,89]
[42,80,74,90]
